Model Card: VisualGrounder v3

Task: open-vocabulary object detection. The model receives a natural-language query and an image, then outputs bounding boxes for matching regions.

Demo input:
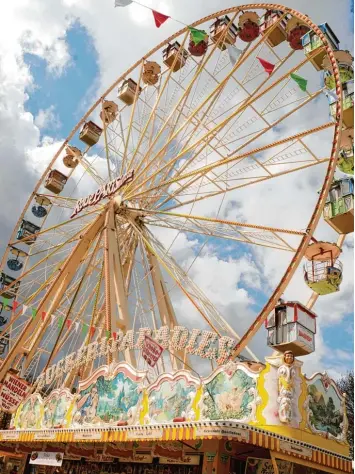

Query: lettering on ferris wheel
[70,170,134,218]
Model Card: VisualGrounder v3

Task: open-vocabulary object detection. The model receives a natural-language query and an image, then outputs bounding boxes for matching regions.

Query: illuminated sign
[70,170,134,218]
[35,326,236,391]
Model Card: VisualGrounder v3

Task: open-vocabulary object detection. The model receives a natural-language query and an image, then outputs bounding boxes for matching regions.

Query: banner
[142,335,163,367]
[0,372,31,413]
[245,458,293,474]
[30,452,64,466]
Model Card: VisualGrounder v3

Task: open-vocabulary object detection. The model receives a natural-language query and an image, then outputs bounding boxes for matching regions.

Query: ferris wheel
[0,3,352,392]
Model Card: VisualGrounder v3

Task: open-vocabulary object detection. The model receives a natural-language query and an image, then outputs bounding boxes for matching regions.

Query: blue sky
[25,22,99,143]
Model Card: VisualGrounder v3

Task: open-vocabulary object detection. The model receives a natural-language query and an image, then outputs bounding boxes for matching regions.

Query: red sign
[0,372,31,413]
[142,336,163,367]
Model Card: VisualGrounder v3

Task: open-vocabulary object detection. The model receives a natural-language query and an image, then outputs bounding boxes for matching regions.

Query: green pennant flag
[290,73,307,92]
[58,316,64,329]
[82,323,88,336]
[2,297,9,308]
[188,26,207,45]
[31,308,37,319]
[105,330,111,339]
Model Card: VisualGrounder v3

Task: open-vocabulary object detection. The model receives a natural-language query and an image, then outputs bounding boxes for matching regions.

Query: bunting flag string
[227,45,243,66]
[114,0,132,6]
[114,0,186,28]
[152,10,169,28]
[323,88,338,102]
[257,57,275,75]
[0,295,119,340]
[188,26,207,45]
[2,297,9,308]
[12,300,19,311]
[290,72,308,92]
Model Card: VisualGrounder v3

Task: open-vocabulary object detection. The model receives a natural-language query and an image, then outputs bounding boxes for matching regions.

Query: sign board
[74,432,102,441]
[71,170,134,218]
[159,456,201,465]
[1,431,20,440]
[119,455,153,463]
[127,428,163,440]
[34,432,56,441]
[0,372,31,413]
[196,426,249,442]
[142,336,163,368]
[30,452,64,467]
[245,458,293,474]
[280,440,312,458]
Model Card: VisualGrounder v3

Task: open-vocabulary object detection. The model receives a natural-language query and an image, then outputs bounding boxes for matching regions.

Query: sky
[0,0,353,381]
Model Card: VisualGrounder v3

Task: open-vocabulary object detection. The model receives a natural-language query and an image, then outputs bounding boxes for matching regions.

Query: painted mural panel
[147,376,197,423]
[14,394,42,429]
[305,373,346,441]
[43,389,73,428]
[69,363,146,426]
[74,370,143,425]
[202,363,259,422]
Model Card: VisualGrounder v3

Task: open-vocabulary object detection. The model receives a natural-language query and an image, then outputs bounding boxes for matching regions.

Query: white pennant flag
[227,44,242,66]
[115,0,132,6]
[324,88,338,102]
[22,305,28,315]
[50,314,55,326]
[75,321,80,332]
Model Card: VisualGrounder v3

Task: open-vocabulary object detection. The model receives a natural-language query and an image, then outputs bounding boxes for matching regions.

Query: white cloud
[34,105,61,130]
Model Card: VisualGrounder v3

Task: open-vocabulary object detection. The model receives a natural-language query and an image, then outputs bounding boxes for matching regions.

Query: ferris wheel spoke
[144,209,304,252]
[127,120,333,208]
[124,31,191,175]
[36,231,104,373]
[0,211,105,380]
[128,218,258,360]
[124,14,286,195]
[125,51,321,202]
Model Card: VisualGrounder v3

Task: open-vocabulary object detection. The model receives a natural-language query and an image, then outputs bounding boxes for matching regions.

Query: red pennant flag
[152,10,169,28]
[112,331,117,340]
[257,57,275,75]
[89,326,96,337]
[12,300,19,311]
[66,319,72,329]
[41,311,46,321]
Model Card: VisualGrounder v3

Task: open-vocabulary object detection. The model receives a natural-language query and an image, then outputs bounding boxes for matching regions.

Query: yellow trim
[271,451,350,474]
[298,370,308,431]
[257,424,349,457]
[253,362,270,426]
[192,385,203,421]
[139,389,149,425]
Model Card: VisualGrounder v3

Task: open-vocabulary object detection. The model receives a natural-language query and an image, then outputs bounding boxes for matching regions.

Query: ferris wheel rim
[0,3,344,369]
